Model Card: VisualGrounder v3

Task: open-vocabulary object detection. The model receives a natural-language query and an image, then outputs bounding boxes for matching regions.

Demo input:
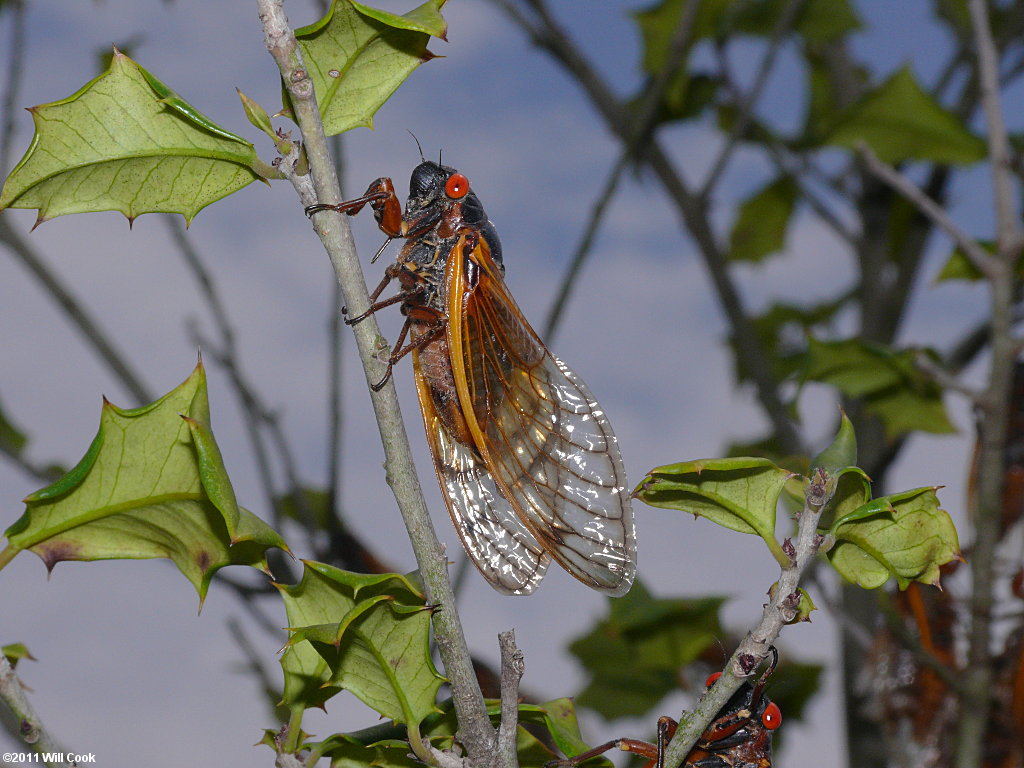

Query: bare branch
[496,630,525,768]
[858,144,996,279]
[0,216,153,405]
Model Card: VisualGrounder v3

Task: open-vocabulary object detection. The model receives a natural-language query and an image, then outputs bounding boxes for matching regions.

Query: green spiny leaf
[0,51,263,224]
[823,66,985,164]
[568,580,725,720]
[803,338,956,438]
[291,0,447,136]
[2,361,286,603]
[634,457,792,551]
[827,487,961,589]
[728,175,798,263]
[276,561,443,730]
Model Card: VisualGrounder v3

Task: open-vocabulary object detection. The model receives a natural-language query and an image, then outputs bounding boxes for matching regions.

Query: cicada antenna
[407,130,426,163]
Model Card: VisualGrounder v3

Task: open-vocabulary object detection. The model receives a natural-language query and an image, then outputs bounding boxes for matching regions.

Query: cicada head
[405,161,503,268]
[699,647,782,752]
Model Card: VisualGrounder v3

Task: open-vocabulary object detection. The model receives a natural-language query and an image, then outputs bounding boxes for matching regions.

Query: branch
[497,0,804,456]
[543,0,699,342]
[700,0,805,198]
[495,630,525,768]
[0,655,68,766]
[255,1,495,763]
[857,144,996,280]
[660,470,828,768]
[0,216,153,405]
[955,2,1024,765]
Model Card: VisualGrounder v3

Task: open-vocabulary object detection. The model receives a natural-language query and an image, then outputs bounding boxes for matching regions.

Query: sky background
[0,1,1000,767]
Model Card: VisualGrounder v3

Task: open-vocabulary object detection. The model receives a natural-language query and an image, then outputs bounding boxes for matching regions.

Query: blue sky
[0,2,996,766]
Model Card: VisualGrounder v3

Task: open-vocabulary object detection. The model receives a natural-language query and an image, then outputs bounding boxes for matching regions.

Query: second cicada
[307,161,636,596]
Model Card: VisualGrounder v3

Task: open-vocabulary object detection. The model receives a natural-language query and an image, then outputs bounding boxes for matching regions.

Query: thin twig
[0,655,68,765]
[256,1,494,764]
[496,630,525,768]
[0,0,27,175]
[857,144,995,280]
[0,216,153,405]
[700,0,806,198]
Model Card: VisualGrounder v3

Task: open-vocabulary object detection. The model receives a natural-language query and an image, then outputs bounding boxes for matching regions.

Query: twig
[0,0,26,175]
[857,144,996,280]
[954,3,1024,765]
[543,0,698,342]
[0,217,153,406]
[700,0,806,198]
[660,471,828,768]
[497,0,804,457]
[255,1,494,764]
[496,630,525,768]
[0,655,68,765]
[914,351,982,402]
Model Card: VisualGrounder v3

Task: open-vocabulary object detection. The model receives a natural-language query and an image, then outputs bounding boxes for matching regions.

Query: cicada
[307,161,636,596]
[547,648,782,768]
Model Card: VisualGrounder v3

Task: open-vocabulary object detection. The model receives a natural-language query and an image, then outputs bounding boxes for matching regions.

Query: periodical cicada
[546,647,782,768]
[307,161,636,596]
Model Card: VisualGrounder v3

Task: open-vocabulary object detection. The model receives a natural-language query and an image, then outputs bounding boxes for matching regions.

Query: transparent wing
[448,236,637,595]
[413,365,551,595]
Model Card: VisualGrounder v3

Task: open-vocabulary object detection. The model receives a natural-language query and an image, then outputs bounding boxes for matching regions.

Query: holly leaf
[0,50,264,225]
[2,643,35,669]
[827,487,961,589]
[2,361,287,605]
[803,337,956,438]
[823,66,986,164]
[728,175,799,263]
[276,561,443,731]
[568,580,725,720]
[634,457,792,564]
[291,0,447,136]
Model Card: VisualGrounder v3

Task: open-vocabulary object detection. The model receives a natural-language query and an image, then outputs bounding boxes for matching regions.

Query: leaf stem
[0,544,16,571]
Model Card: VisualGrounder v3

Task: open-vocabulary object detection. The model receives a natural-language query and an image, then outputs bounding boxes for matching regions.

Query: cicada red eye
[762,701,782,730]
[705,671,723,687]
[445,172,470,199]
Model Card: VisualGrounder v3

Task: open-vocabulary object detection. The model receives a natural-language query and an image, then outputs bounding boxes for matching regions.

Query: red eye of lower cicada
[445,172,470,199]
[705,671,723,687]
[761,701,782,730]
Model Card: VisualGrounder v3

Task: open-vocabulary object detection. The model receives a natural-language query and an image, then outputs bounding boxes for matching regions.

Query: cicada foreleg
[305,177,403,237]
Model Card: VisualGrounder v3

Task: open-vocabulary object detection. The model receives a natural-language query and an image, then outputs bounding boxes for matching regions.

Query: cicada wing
[448,235,637,596]
[412,359,551,595]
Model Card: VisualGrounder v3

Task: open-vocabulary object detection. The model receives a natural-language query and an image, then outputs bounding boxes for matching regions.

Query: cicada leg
[545,719,677,768]
[368,318,445,392]
[305,178,403,237]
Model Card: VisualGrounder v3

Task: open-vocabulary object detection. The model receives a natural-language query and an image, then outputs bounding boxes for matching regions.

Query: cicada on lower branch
[307,161,636,596]
[547,648,782,768]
